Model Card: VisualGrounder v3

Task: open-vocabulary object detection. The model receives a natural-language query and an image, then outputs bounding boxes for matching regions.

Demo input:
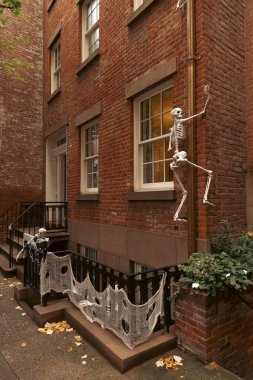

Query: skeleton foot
[203,199,215,207]
[174,216,188,222]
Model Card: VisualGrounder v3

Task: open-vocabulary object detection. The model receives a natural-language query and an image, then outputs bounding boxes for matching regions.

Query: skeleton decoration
[169,85,214,221]
[176,0,187,11]
[16,227,49,262]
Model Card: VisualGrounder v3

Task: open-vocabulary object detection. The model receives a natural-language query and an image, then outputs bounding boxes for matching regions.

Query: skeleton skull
[171,107,183,119]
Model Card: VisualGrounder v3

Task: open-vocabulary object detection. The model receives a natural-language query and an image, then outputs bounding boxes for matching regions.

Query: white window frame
[51,39,61,93]
[133,0,145,10]
[81,0,99,61]
[80,119,99,193]
[134,82,174,192]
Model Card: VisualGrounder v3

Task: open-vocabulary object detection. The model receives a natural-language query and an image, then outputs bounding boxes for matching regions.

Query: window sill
[75,193,99,201]
[127,0,156,26]
[127,190,176,201]
[76,49,100,76]
[47,87,61,104]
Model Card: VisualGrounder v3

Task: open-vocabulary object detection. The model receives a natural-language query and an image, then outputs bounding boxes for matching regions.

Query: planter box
[175,288,253,380]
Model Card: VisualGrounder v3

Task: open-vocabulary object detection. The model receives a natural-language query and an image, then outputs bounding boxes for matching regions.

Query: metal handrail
[8,202,37,230]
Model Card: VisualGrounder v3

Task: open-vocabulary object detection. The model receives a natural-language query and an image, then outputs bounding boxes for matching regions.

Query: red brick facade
[246,0,253,226]
[43,0,251,271]
[0,0,43,214]
[175,290,253,380]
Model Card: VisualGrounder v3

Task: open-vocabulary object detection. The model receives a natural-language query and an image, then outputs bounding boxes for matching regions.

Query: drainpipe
[186,0,197,255]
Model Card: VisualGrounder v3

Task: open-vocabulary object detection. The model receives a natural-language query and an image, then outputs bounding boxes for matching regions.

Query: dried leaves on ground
[156,355,183,371]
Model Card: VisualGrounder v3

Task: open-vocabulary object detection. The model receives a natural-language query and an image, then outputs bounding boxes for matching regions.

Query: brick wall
[0,0,43,214]
[175,290,253,380]
[246,0,253,226]
[201,0,247,238]
[43,0,249,265]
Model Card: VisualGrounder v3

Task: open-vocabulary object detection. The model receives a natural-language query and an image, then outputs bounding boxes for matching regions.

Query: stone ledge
[14,289,177,373]
[65,306,177,373]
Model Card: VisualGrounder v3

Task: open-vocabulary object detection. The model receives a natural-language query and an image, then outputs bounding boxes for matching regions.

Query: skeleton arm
[16,235,36,261]
[180,85,210,123]
[176,0,187,11]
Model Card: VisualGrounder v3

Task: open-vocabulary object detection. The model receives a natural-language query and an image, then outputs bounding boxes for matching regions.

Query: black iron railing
[8,202,67,267]
[24,248,181,330]
[0,203,21,244]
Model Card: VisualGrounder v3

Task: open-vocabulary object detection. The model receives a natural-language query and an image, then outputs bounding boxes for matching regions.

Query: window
[51,39,61,93]
[81,121,99,193]
[82,0,99,61]
[131,261,153,304]
[133,0,145,10]
[134,84,174,191]
[78,244,97,261]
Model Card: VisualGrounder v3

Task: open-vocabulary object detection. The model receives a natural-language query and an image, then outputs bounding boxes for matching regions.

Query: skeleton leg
[185,159,215,206]
[170,162,188,221]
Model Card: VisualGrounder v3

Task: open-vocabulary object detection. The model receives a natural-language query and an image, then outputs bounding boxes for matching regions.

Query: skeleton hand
[16,249,23,262]
[203,84,210,112]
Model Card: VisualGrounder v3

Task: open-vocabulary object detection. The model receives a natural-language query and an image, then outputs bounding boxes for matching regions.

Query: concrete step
[14,286,177,373]
[0,252,16,277]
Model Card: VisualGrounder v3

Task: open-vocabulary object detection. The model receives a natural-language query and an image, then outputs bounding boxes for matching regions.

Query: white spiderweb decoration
[40,253,167,349]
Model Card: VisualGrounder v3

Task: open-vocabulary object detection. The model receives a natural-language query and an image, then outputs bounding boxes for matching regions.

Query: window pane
[141,99,149,121]
[151,116,160,138]
[151,94,160,117]
[93,172,98,187]
[162,112,172,135]
[143,163,152,183]
[165,160,173,182]
[141,120,150,141]
[143,143,152,163]
[162,89,173,113]
[88,27,99,55]
[153,140,164,161]
[153,161,164,182]
[87,173,93,188]
[87,0,99,31]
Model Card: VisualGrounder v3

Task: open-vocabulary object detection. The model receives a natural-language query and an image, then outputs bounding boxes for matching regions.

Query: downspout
[186,0,197,255]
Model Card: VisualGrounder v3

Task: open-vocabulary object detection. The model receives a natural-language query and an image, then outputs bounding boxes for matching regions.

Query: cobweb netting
[40,252,167,349]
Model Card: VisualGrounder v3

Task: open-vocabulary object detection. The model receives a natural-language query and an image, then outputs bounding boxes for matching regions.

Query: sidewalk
[0,272,242,380]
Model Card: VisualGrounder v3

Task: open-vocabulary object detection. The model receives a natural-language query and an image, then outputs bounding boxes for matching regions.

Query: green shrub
[178,222,253,296]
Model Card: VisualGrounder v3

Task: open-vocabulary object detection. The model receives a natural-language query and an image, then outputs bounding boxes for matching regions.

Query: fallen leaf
[38,321,72,335]
[66,328,73,332]
[209,361,218,369]
[156,359,164,367]
[81,355,87,359]
[21,313,26,316]
[21,342,27,347]
[74,335,82,341]
[15,306,22,310]
[67,346,73,352]
[74,342,82,346]
[173,355,183,363]
[82,361,86,365]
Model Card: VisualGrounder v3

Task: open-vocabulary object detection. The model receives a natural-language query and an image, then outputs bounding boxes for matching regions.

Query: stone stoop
[14,284,177,373]
[0,252,17,277]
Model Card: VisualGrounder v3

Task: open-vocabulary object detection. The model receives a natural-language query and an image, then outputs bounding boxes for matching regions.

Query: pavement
[0,271,242,380]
